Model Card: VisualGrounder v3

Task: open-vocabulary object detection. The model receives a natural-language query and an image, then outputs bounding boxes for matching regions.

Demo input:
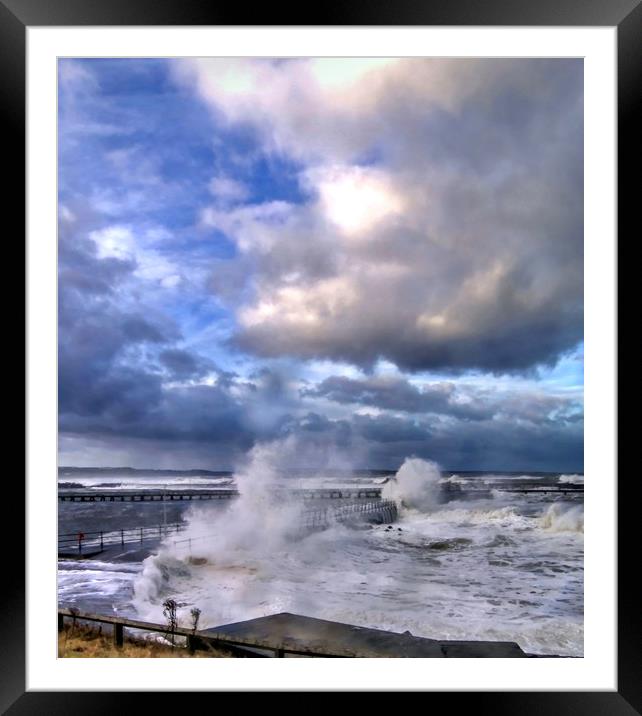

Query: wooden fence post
[187,635,200,654]
[113,623,124,648]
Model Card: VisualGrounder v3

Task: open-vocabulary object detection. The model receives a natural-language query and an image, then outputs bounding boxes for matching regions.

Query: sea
[57,457,584,656]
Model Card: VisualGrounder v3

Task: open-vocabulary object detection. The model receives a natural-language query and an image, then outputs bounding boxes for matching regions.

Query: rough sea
[58,457,583,656]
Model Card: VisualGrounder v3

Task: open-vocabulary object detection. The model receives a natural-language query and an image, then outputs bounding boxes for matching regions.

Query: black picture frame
[8,0,637,710]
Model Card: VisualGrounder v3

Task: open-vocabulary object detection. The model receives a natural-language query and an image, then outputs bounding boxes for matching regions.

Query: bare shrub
[162,598,178,646]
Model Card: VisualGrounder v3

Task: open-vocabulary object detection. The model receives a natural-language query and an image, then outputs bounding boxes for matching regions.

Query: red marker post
[78,532,85,555]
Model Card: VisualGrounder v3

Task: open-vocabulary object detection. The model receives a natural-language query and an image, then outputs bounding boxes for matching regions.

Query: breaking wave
[382,457,442,511]
[539,503,584,533]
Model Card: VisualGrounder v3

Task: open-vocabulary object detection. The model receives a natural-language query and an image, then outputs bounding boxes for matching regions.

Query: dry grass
[58,623,236,658]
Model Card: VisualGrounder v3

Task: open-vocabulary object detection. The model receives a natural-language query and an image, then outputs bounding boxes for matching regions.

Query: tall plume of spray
[134,436,317,617]
[176,436,309,558]
[162,433,361,560]
[382,457,443,512]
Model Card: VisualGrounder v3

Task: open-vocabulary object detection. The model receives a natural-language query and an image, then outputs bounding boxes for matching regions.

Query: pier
[57,484,583,502]
[58,487,383,502]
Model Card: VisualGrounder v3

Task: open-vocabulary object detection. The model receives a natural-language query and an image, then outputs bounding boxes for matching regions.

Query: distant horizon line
[58,465,584,476]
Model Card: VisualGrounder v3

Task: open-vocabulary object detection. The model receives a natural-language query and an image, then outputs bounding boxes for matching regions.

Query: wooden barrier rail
[57,608,347,658]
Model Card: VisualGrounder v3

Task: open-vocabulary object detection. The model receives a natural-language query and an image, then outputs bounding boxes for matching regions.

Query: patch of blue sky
[536,342,584,392]
[238,153,307,206]
[173,294,231,331]
[181,321,252,376]
[300,360,368,385]
[60,57,307,245]
[160,227,237,261]
[74,58,174,95]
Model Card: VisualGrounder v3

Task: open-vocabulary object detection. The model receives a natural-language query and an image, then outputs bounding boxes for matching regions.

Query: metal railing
[58,523,185,555]
[301,499,398,529]
[58,499,400,556]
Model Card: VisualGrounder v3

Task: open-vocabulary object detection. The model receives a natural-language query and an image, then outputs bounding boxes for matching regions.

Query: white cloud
[209,175,250,203]
[309,58,397,90]
[59,60,99,92]
[178,58,583,373]
[90,224,184,287]
[90,225,136,261]
[59,205,76,223]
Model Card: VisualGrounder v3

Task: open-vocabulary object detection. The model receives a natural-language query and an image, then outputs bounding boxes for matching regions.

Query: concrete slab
[203,612,527,658]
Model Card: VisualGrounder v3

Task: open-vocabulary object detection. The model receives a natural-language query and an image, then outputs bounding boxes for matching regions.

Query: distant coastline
[59,466,583,479]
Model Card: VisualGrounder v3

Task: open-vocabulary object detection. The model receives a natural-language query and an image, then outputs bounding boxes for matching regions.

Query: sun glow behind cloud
[311,165,404,236]
[310,58,397,90]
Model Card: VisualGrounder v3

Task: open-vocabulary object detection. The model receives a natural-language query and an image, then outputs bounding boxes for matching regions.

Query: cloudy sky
[58,58,583,471]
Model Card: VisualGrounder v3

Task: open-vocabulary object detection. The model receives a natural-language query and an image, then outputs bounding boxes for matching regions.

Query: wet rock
[188,556,208,566]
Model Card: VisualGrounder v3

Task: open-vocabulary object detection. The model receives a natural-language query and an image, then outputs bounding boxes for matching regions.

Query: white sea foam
[415,504,532,528]
[440,475,469,485]
[558,474,584,484]
[58,560,142,612]
[58,476,234,490]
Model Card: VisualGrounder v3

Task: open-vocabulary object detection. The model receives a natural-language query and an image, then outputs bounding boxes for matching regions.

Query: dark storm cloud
[159,349,214,379]
[352,412,583,472]
[283,411,352,443]
[304,375,492,420]
[58,216,137,296]
[57,206,264,454]
[58,300,169,420]
[59,207,176,431]
[353,413,430,444]
[58,208,582,469]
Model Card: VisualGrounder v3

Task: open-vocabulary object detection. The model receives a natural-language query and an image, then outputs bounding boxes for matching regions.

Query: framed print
[9,0,637,710]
